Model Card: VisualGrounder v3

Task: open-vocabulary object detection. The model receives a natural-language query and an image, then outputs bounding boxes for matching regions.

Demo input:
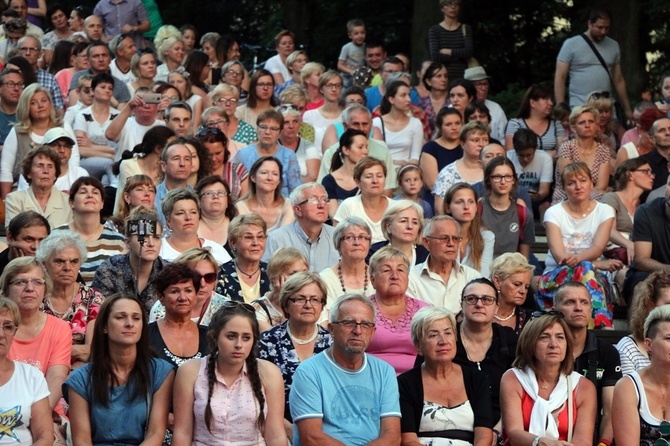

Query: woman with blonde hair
[300,62,325,109]
[128,50,158,96]
[206,83,257,144]
[367,199,428,266]
[168,68,203,128]
[155,33,185,82]
[615,272,670,375]
[490,252,535,335]
[0,84,79,198]
[585,90,618,154]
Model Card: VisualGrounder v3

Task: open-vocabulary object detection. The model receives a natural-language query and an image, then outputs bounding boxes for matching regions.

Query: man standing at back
[94,0,150,49]
[554,8,632,121]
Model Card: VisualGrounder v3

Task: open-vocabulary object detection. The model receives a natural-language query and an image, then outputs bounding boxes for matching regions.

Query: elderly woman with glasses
[612,305,670,446]
[500,311,596,445]
[258,272,332,439]
[367,246,430,375]
[278,103,321,183]
[196,126,249,200]
[399,306,494,446]
[215,214,271,303]
[36,230,104,367]
[159,187,231,265]
[150,248,229,326]
[489,252,535,335]
[200,105,246,156]
[0,297,54,445]
[3,256,71,419]
[148,263,211,371]
[320,216,372,306]
[455,278,518,436]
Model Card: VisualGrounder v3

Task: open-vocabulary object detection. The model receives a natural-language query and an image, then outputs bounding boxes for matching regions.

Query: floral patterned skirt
[537,261,612,328]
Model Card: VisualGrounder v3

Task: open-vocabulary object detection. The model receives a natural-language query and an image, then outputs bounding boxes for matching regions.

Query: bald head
[84,15,103,41]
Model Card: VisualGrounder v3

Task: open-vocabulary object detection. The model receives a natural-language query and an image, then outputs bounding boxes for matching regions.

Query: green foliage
[489,82,526,118]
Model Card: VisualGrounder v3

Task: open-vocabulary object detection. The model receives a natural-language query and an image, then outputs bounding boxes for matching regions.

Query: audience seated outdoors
[4,5,668,445]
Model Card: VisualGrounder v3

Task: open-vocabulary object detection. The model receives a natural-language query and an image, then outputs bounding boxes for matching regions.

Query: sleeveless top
[627,371,663,445]
[418,400,475,445]
[192,356,267,445]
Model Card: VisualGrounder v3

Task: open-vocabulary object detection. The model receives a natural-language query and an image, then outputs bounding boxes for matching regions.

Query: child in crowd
[337,19,366,87]
[394,164,434,218]
[64,75,93,127]
[552,102,572,139]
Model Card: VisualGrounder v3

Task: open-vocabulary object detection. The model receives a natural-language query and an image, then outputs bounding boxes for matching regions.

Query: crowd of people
[2,0,670,444]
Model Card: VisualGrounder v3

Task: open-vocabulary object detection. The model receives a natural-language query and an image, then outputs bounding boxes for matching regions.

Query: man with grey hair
[290,293,401,445]
[18,35,65,115]
[153,142,192,226]
[318,105,397,191]
[408,215,481,312]
[262,182,338,272]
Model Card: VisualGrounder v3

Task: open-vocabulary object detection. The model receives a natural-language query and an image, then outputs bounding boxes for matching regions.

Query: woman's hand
[625,241,635,266]
[594,259,624,272]
[559,255,579,268]
[77,133,92,148]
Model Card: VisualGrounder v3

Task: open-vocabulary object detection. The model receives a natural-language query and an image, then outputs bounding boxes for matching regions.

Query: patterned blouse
[258,321,332,421]
[231,119,259,145]
[215,260,270,302]
[41,283,105,345]
[552,138,610,204]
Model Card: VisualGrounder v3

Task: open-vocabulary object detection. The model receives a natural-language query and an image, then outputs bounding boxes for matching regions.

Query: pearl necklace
[493,308,515,321]
[338,261,368,295]
[286,323,318,345]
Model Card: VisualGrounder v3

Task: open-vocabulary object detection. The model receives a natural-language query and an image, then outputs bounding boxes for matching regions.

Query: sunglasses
[196,127,223,137]
[530,310,565,320]
[200,272,217,284]
[222,300,255,313]
[656,420,670,445]
[589,91,611,100]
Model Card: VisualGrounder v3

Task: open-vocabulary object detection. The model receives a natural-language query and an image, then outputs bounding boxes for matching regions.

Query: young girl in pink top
[171,302,286,445]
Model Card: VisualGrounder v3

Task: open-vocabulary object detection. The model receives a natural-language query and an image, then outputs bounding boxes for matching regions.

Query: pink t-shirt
[367,294,430,375]
[9,315,72,373]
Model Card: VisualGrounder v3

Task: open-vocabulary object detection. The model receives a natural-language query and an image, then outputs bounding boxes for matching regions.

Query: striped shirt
[54,225,127,286]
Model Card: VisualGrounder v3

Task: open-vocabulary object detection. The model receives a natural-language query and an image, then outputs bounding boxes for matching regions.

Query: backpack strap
[516,202,527,243]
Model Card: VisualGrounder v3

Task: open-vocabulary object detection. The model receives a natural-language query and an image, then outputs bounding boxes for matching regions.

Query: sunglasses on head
[222,300,255,313]
[196,127,223,137]
[589,91,611,100]
[530,310,565,321]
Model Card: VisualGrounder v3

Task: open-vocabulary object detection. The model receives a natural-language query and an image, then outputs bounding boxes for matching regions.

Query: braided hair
[204,304,265,433]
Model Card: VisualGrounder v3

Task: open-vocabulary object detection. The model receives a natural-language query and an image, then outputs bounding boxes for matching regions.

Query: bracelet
[531,437,540,446]
[597,440,612,446]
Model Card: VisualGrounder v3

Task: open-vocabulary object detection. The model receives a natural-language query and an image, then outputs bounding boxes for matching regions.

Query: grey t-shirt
[557,34,621,107]
[480,198,535,258]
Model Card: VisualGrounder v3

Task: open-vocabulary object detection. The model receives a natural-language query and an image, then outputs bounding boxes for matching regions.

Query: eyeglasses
[200,190,228,199]
[222,300,255,313]
[324,83,343,90]
[331,320,375,330]
[588,91,611,100]
[297,196,329,206]
[162,95,180,102]
[214,97,237,105]
[9,278,46,288]
[205,119,228,128]
[288,297,323,306]
[342,234,371,243]
[196,127,223,137]
[530,310,565,320]
[256,82,273,89]
[80,87,92,94]
[1,81,24,89]
[225,70,243,77]
[425,235,463,244]
[345,99,365,106]
[490,174,515,183]
[51,141,73,150]
[462,294,497,306]
[18,46,39,53]
[199,272,218,284]
[634,168,654,176]
[240,234,267,243]
[258,124,280,133]
[1,323,18,335]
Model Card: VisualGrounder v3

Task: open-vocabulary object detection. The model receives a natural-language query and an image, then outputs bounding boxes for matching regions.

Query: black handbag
[579,34,629,128]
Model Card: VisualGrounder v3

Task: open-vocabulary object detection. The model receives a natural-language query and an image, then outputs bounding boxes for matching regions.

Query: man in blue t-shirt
[290,293,401,445]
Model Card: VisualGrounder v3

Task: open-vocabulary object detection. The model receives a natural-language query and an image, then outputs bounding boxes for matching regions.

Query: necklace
[287,323,318,345]
[493,308,515,321]
[338,261,368,294]
[568,202,591,218]
[235,260,260,279]
[459,325,482,370]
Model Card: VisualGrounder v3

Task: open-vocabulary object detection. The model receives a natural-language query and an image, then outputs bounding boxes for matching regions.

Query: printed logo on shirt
[510,223,519,233]
[331,385,379,443]
[0,406,24,442]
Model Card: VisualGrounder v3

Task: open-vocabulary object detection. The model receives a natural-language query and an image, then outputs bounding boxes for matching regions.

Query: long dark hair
[248,69,278,109]
[88,294,152,407]
[184,50,209,92]
[48,40,75,75]
[516,83,553,119]
[195,175,238,220]
[330,128,366,172]
[214,34,238,65]
[483,156,518,197]
[247,156,283,203]
[380,80,409,115]
[204,304,265,432]
[112,126,176,175]
[6,56,37,86]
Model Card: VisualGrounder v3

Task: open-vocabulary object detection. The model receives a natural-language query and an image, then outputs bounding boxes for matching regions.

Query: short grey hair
[329,293,376,323]
[201,106,227,124]
[423,215,461,237]
[410,306,457,347]
[342,104,371,125]
[385,71,411,88]
[278,271,327,318]
[18,35,41,51]
[161,187,200,222]
[369,245,410,276]
[333,216,371,251]
[289,182,327,206]
[36,230,88,264]
[645,304,670,339]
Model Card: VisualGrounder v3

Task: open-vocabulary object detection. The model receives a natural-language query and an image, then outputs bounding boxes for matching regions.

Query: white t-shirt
[264,54,290,83]
[294,138,321,177]
[543,201,615,272]
[110,59,137,86]
[64,101,85,128]
[333,195,390,244]
[372,116,423,162]
[302,109,342,151]
[0,123,81,183]
[485,99,508,142]
[73,105,120,149]
[507,149,553,192]
[159,237,232,265]
[114,117,165,160]
[0,361,50,446]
